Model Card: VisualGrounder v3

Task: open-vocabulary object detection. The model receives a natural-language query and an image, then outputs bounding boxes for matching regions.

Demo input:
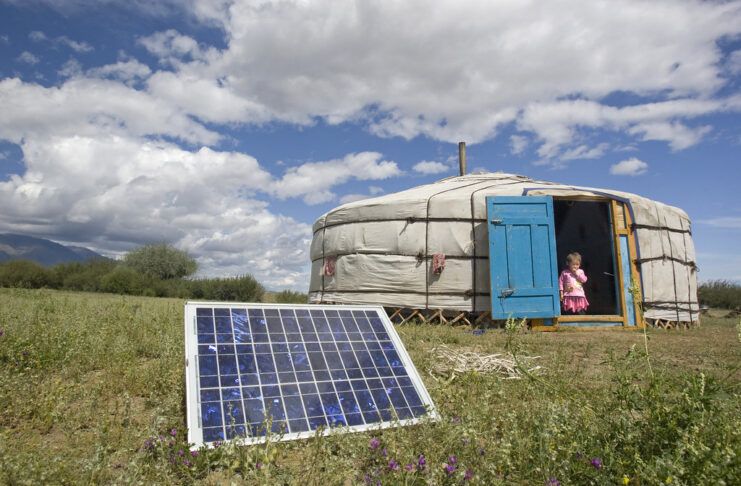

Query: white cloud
[17,51,40,65]
[728,50,741,76]
[561,143,609,160]
[88,60,152,83]
[697,217,741,229]
[0,77,220,145]
[412,160,449,175]
[610,157,648,176]
[627,121,712,151]
[29,31,47,42]
[509,135,528,155]
[271,152,401,205]
[0,35,9,44]
[28,30,93,52]
[368,185,384,195]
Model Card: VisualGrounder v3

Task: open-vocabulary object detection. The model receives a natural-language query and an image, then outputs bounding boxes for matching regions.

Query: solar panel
[184,302,438,447]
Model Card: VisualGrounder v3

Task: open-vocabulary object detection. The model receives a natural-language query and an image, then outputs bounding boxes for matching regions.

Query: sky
[0,0,740,290]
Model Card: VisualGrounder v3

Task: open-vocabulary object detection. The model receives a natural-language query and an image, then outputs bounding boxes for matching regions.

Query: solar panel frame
[184,302,438,448]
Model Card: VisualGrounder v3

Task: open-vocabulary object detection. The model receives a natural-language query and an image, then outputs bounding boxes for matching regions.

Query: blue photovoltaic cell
[186,304,436,446]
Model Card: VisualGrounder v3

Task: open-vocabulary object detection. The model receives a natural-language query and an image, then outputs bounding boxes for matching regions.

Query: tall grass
[0,289,739,484]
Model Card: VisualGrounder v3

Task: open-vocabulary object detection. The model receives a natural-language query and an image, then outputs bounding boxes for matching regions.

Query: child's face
[569,260,580,272]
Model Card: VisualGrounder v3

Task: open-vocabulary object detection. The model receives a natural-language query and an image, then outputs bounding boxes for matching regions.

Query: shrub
[0,260,53,288]
[274,289,307,304]
[123,244,197,280]
[52,259,118,292]
[698,279,741,309]
[100,266,151,295]
[188,275,264,302]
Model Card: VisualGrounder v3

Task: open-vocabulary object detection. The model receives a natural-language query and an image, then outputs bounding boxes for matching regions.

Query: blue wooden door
[487,196,560,319]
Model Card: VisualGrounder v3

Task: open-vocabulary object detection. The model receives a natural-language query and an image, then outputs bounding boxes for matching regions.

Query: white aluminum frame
[184,301,439,449]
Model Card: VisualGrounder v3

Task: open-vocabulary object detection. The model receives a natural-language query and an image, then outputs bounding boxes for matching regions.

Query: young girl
[559,252,589,315]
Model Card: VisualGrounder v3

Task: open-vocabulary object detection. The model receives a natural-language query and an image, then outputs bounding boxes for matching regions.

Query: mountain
[0,234,106,266]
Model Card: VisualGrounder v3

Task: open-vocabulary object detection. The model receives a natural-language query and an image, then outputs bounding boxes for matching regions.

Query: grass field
[1,289,739,485]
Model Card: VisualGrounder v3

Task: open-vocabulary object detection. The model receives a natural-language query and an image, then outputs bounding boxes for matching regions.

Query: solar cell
[185,303,438,447]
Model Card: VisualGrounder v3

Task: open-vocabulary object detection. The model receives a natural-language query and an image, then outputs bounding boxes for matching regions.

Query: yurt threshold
[494,194,645,331]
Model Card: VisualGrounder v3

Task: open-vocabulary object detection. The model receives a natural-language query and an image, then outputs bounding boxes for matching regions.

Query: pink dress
[559,269,589,313]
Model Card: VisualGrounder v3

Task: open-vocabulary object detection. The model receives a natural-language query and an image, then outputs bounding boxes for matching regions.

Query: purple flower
[190,450,199,457]
[546,478,561,486]
[404,463,415,472]
[591,457,603,470]
[464,469,474,481]
[183,460,192,467]
[381,448,388,457]
[142,439,154,450]
[369,437,381,450]
[170,428,178,437]
[445,463,457,475]
[417,454,426,470]
[388,459,400,471]
[177,449,184,457]
[448,455,457,465]
[256,462,263,470]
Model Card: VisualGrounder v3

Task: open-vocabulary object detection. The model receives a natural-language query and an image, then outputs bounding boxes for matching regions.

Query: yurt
[309,172,698,330]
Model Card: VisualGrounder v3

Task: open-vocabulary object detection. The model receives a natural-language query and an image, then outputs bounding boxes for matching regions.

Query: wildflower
[404,463,415,472]
[191,450,199,457]
[444,463,456,475]
[142,439,154,450]
[546,478,561,486]
[388,459,400,471]
[381,448,388,457]
[464,469,474,481]
[665,477,672,484]
[590,457,603,470]
[170,428,178,437]
[369,437,381,450]
[448,455,457,465]
[622,476,630,485]
[183,460,191,467]
[177,449,184,457]
[256,462,263,470]
[417,454,426,471]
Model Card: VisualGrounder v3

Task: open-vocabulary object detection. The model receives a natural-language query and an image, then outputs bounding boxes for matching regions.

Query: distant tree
[274,289,308,304]
[0,260,53,288]
[123,244,197,280]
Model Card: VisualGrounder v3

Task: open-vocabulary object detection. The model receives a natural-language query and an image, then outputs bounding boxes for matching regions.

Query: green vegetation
[273,289,308,304]
[1,289,738,485]
[123,243,198,280]
[699,279,741,310]
[0,244,264,302]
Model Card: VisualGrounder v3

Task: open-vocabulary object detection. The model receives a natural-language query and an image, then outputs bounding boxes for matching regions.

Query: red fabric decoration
[323,256,336,277]
[432,253,446,274]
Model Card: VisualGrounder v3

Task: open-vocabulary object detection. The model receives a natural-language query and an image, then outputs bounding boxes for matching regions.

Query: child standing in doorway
[559,252,589,315]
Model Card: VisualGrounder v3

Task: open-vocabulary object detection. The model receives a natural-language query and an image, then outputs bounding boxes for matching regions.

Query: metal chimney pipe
[458,142,467,176]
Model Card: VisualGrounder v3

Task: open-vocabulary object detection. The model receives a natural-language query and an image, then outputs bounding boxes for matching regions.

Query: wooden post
[458,142,466,176]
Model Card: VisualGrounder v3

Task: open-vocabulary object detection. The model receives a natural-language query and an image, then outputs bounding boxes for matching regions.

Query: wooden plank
[611,200,629,328]
[623,205,645,328]
[558,315,624,322]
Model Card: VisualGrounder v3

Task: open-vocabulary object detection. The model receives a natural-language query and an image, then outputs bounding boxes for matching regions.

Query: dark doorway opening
[553,200,619,316]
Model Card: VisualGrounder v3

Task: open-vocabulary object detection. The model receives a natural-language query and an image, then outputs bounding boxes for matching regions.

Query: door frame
[526,195,645,331]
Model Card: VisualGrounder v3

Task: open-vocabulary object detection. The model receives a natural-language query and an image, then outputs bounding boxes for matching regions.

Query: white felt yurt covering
[309,173,698,324]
